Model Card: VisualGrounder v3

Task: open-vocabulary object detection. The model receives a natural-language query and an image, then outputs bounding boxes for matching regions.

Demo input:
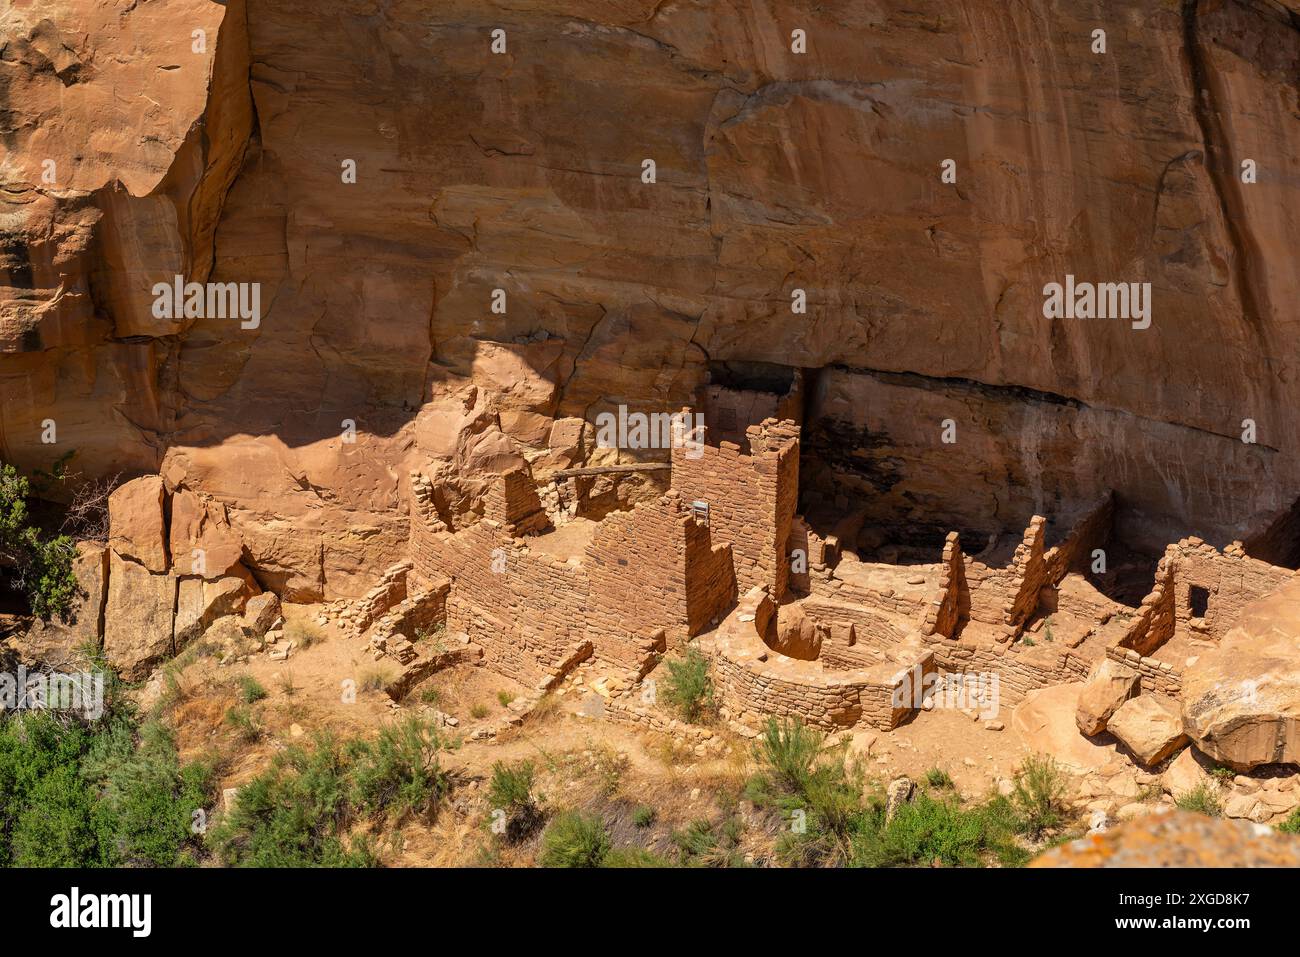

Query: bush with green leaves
[209,732,375,867]
[660,648,715,723]
[852,793,1028,868]
[751,716,825,795]
[0,696,212,867]
[539,811,611,867]
[487,760,543,842]
[601,846,672,868]
[1010,754,1069,838]
[1175,782,1223,818]
[0,462,80,622]
[237,675,268,704]
[212,715,453,866]
[924,767,954,790]
[1277,808,1300,834]
[671,816,747,868]
[346,716,453,824]
[745,716,1041,868]
[224,704,262,744]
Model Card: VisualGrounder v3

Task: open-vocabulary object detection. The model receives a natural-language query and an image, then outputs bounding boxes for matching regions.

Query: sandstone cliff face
[2,1,1298,598]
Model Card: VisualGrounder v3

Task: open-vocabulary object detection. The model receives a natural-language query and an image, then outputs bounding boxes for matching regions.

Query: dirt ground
[151,601,1078,867]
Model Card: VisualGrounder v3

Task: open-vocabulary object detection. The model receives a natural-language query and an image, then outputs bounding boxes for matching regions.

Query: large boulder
[1107,694,1188,767]
[1162,746,1214,798]
[1182,578,1300,771]
[107,476,169,572]
[1012,682,1119,773]
[103,551,176,680]
[241,592,282,641]
[169,488,244,579]
[1075,657,1140,736]
[172,566,261,649]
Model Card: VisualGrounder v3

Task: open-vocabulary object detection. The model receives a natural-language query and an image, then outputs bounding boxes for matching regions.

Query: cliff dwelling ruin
[3,0,1300,882]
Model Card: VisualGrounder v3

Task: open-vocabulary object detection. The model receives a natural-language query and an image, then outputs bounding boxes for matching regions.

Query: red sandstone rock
[1182,577,1300,770]
[107,476,169,572]
[11,542,107,663]
[173,567,260,649]
[3,1,1299,599]
[1163,746,1215,798]
[102,551,176,680]
[169,488,244,579]
[1106,695,1189,767]
[1075,657,1141,736]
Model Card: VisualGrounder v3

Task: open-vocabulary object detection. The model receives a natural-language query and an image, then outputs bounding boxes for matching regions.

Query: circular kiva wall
[700,586,935,732]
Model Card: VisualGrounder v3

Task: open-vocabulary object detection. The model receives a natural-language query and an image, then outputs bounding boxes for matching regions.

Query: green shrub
[210,732,375,867]
[924,767,954,790]
[212,717,453,866]
[0,462,81,621]
[0,704,212,867]
[1277,808,1300,834]
[631,805,657,828]
[752,717,824,795]
[238,675,268,704]
[602,846,672,868]
[225,705,262,744]
[671,816,746,867]
[497,691,515,708]
[346,716,450,824]
[488,760,543,842]
[745,715,1030,869]
[1175,782,1223,818]
[539,811,611,867]
[855,792,1027,868]
[1011,754,1069,838]
[661,648,715,723]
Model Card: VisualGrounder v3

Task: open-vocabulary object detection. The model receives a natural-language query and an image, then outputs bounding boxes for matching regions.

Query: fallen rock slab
[1182,577,1300,771]
[1107,694,1188,767]
[1075,657,1140,736]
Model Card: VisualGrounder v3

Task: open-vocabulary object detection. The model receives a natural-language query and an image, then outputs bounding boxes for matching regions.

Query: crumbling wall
[411,474,737,681]
[1118,548,1178,657]
[670,418,799,599]
[1005,517,1048,635]
[1105,645,1182,697]
[1166,538,1293,640]
[927,636,1098,706]
[922,531,967,638]
[1042,494,1115,582]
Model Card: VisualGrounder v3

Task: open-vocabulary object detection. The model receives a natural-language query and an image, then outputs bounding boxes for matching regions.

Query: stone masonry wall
[1167,538,1294,640]
[670,417,799,600]
[411,478,737,683]
[1042,493,1115,583]
[700,587,932,732]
